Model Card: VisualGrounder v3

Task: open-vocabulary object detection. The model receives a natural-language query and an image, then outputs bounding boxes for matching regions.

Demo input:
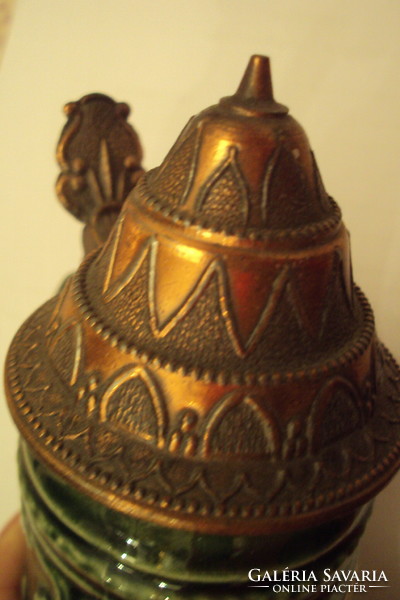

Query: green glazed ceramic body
[20,442,366,600]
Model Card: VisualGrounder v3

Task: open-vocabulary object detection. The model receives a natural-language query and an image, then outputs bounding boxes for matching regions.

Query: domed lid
[5,56,400,536]
[143,55,333,237]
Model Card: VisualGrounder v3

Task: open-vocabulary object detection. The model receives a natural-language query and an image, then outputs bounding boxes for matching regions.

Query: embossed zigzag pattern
[99,226,350,359]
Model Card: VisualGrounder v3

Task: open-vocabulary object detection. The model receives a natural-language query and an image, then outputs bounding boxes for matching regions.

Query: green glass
[20,441,367,600]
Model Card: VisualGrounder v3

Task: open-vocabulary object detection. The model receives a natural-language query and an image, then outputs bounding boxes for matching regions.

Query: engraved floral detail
[56,94,143,237]
[7,299,400,526]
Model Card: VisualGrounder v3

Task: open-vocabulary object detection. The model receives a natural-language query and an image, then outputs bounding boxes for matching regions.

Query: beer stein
[5,55,400,600]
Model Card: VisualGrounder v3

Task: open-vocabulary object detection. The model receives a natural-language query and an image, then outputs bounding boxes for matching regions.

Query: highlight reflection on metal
[5,56,400,544]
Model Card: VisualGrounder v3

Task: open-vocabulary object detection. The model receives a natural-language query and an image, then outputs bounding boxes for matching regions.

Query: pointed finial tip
[236,54,273,102]
[249,54,271,69]
[219,55,288,115]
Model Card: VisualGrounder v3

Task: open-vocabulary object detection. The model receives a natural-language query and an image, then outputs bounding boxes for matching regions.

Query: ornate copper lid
[5,56,400,535]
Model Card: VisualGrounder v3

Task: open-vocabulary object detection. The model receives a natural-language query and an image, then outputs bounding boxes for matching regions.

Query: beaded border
[73,249,376,387]
[133,173,343,242]
[6,312,400,530]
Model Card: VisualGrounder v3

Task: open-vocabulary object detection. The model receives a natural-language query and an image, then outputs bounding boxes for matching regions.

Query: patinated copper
[5,55,400,539]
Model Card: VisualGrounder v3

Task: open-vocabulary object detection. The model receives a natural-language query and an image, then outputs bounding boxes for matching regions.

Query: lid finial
[221,54,288,115]
[236,55,274,102]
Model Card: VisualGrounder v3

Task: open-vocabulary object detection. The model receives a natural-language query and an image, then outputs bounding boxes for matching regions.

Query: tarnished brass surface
[5,55,400,538]
[56,93,144,253]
